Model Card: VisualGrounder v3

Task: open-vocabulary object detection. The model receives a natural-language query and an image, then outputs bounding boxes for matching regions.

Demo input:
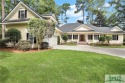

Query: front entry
[79,35,85,42]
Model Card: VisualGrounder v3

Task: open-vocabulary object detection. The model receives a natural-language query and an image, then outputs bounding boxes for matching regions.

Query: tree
[6,28,21,47]
[106,12,118,27]
[93,10,107,27]
[105,35,112,43]
[61,3,70,23]
[109,0,125,30]
[99,36,105,43]
[75,0,105,24]
[62,34,68,44]
[28,18,55,50]
[2,0,5,39]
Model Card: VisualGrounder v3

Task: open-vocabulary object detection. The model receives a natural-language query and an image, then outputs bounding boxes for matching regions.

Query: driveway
[53,45,125,58]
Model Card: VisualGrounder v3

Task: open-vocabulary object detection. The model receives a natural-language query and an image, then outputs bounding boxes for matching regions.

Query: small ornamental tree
[105,35,112,44]
[28,18,55,50]
[99,36,105,43]
[62,34,68,44]
[0,28,2,39]
[6,28,21,47]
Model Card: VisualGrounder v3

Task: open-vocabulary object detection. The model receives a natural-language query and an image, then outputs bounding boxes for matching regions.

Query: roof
[3,18,30,23]
[58,23,124,33]
[58,23,82,32]
[2,1,56,23]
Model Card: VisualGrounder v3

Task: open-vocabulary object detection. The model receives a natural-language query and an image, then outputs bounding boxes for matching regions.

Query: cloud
[77,16,87,20]
[66,5,83,17]
[103,3,110,7]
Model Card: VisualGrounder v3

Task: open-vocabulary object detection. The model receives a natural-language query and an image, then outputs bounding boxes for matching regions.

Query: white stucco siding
[6,24,28,40]
[110,35,123,44]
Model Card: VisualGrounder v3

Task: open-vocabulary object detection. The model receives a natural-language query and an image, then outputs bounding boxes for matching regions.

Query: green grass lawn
[0,50,125,83]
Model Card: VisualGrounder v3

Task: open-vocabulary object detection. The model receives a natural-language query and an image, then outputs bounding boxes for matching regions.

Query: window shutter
[27,33,29,40]
[18,10,20,18]
[25,10,27,18]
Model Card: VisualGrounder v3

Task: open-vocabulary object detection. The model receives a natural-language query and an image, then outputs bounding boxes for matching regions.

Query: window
[68,35,72,39]
[73,35,78,39]
[88,35,93,40]
[26,33,36,44]
[19,9,27,18]
[94,35,99,40]
[112,35,118,40]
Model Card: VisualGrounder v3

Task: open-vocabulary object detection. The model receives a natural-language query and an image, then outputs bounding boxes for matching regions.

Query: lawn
[0,50,125,83]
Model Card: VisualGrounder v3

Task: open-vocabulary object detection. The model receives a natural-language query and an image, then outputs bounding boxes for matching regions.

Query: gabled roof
[58,23,124,33]
[58,23,82,32]
[2,1,42,22]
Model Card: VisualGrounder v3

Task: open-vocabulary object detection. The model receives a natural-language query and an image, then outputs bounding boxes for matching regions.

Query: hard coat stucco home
[1,1,58,47]
[58,23,125,44]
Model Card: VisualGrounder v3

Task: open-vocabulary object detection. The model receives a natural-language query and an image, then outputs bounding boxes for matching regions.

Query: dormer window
[18,9,27,18]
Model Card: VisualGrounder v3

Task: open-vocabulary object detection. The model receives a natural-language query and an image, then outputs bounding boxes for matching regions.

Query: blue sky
[54,0,114,24]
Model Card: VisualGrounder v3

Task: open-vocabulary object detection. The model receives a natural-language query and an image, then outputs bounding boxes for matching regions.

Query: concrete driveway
[53,45,125,58]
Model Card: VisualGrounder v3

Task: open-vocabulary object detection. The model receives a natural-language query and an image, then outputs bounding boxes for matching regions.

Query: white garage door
[43,36,57,47]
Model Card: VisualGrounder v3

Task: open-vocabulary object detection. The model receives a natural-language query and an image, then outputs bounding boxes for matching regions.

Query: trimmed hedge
[41,42,49,49]
[0,39,10,48]
[90,43,123,46]
[16,40,31,51]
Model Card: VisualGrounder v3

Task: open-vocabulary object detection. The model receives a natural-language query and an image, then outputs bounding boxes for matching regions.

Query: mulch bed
[0,48,51,53]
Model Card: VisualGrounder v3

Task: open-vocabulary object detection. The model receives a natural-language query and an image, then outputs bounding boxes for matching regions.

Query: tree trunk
[38,44,40,50]
[2,0,5,39]
[82,6,84,24]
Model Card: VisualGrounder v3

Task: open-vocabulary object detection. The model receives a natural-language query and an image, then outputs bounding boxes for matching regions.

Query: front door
[79,35,85,42]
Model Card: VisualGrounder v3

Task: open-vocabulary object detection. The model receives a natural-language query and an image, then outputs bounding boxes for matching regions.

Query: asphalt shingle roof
[58,23,82,32]
[59,23,116,33]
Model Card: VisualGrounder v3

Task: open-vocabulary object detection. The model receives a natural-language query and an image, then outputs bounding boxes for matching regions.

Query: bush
[57,36,60,45]
[105,36,112,43]
[90,43,110,46]
[123,38,125,42]
[16,40,31,51]
[99,36,105,43]
[0,39,10,48]
[6,28,21,47]
[41,42,49,49]
[62,34,68,44]
[123,42,125,45]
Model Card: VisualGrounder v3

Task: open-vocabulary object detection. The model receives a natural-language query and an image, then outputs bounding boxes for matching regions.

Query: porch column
[77,34,79,43]
[93,34,94,42]
[72,34,73,41]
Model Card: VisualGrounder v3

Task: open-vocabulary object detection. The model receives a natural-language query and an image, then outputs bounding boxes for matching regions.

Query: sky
[54,0,115,24]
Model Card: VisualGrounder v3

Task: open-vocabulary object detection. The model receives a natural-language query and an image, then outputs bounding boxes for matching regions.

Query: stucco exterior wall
[64,33,123,44]
[110,35,123,44]
[6,24,28,40]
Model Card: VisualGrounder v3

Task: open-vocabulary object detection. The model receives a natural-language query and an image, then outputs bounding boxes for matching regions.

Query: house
[1,1,58,47]
[58,23,125,45]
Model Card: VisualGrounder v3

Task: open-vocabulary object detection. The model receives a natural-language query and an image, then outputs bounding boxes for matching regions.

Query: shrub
[99,36,105,43]
[123,38,125,42]
[57,36,60,45]
[16,40,31,51]
[0,39,10,48]
[62,34,68,44]
[41,42,49,49]
[6,28,21,47]
[123,42,125,45]
[105,35,112,43]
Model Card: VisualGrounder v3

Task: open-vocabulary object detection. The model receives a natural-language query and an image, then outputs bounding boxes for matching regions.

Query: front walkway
[53,45,125,58]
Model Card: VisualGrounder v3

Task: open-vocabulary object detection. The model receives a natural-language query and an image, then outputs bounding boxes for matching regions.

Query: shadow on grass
[0,52,12,59]
[0,66,10,83]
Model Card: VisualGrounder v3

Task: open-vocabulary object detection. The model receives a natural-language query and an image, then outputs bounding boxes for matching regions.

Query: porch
[67,33,100,44]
